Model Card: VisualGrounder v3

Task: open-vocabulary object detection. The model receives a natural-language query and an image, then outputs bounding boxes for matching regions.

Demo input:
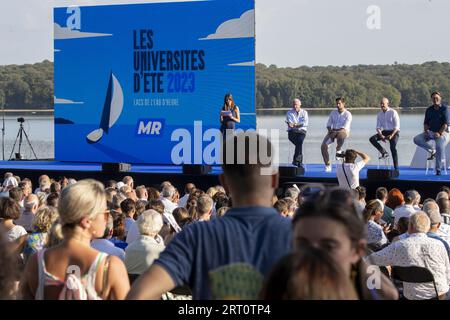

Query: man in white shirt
[286,98,309,167]
[321,97,352,172]
[14,194,39,232]
[160,185,181,232]
[369,97,400,170]
[393,190,418,226]
[367,212,450,300]
[336,149,370,189]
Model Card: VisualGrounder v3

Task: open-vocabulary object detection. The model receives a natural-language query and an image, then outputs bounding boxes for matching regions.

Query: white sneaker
[325,165,332,172]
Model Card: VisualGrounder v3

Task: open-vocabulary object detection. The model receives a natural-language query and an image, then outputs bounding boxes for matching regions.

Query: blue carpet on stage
[0,161,449,182]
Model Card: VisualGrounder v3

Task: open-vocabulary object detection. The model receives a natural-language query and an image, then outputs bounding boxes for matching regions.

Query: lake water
[3,113,423,166]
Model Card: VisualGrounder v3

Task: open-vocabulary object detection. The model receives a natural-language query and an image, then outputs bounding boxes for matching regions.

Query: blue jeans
[413,131,449,170]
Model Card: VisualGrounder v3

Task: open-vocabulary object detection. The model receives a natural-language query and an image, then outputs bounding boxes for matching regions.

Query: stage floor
[0,161,449,182]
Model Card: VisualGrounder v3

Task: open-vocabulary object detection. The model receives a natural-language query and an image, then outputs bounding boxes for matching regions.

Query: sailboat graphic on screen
[86,72,124,143]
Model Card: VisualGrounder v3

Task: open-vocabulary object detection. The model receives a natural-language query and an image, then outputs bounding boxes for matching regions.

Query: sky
[1,0,450,67]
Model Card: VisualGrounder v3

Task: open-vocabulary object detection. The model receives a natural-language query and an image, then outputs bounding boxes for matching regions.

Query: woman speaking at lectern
[220,93,240,136]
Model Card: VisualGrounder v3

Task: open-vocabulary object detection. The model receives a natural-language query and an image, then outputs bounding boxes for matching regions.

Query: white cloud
[54,23,112,39]
[54,96,84,104]
[228,60,255,67]
[200,9,254,40]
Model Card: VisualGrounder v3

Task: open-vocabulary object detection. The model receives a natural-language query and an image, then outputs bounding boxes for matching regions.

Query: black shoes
[428,150,436,160]
[379,152,389,160]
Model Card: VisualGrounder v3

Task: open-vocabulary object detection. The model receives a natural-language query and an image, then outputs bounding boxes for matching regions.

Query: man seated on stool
[321,97,352,172]
[286,98,308,168]
[369,97,400,170]
[413,91,449,176]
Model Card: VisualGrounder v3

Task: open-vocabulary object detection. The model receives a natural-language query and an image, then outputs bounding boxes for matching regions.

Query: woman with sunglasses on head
[292,188,398,300]
[220,93,240,136]
[19,179,130,300]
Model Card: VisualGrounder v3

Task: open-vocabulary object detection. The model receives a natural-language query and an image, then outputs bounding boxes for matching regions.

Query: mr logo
[136,119,165,137]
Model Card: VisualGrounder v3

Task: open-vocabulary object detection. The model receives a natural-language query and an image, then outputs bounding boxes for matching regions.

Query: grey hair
[422,201,439,216]
[285,187,299,200]
[409,212,431,234]
[162,185,176,198]
[137,209,164,236]
[436,191,448,202]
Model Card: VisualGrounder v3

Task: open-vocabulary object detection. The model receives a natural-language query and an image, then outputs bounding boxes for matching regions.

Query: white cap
[3,177,18,188]
[116,181,125,190]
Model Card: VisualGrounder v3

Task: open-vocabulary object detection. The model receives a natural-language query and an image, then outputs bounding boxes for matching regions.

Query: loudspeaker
[279,165,305,177]
[182,164,212,175]
[367,169,399,180]
[101,163,131,173]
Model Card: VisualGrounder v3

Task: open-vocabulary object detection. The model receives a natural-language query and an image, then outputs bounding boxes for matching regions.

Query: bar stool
[377,141,391,170]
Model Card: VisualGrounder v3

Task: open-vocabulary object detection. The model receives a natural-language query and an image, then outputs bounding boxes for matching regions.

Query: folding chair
[391,266,440,300]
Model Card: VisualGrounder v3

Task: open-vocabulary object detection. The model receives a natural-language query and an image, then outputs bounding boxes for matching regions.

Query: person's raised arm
[126,264,176,300]
[356,150,370,164]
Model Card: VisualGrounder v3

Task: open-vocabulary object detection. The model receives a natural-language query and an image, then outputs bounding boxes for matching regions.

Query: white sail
[109,73,124,128]
[86,73,124,143]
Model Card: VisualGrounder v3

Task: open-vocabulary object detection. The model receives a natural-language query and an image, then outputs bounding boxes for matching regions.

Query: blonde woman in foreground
[19,179,130,300]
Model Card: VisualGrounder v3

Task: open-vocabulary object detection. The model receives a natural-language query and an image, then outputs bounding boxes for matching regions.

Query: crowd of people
[1,131,450,300]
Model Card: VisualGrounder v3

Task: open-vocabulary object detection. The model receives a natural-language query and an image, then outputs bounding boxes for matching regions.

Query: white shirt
[326,109,352,133]
[366,220,388,247]
[91,239,125,261]
[367,233,450,300]
[5,225,27,242]
[286,109,309,133]
[393,204,418,225]
[125,235,165,275]
[124,217,135,236]
[376,108,400,131]
[126,221,139,244]
[161,198,181,232]
[336,160,365,189]
[178,193,190,208]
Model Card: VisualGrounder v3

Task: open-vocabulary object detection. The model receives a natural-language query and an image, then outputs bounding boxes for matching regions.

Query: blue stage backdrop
[54,0,255,164]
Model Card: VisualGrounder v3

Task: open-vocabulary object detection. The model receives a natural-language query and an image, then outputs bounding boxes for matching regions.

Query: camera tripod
[9,121,38,160]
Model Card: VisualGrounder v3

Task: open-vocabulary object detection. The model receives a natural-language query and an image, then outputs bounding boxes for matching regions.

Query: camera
[17,117,25,123]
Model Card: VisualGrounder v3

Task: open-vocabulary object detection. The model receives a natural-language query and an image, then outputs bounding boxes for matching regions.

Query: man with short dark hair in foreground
[126,132,292,300]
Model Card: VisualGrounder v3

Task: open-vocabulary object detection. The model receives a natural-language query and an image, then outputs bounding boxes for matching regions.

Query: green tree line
[1,60,450,110]
[0,60,53,109]
[257,61,450,109]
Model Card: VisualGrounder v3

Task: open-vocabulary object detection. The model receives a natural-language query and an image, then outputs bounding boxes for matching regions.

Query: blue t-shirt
[424,105,448,132]
[154,206,293,299]
[110,237,128,250]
